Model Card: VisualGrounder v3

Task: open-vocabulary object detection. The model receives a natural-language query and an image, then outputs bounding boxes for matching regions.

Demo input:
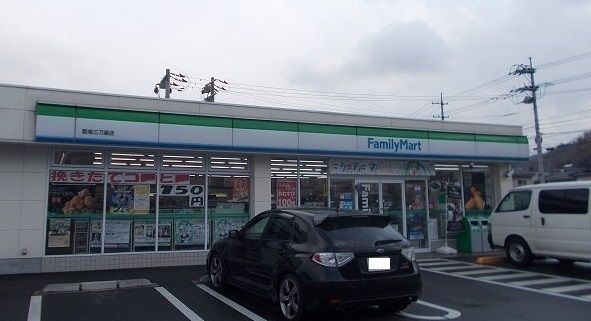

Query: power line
[537,50,591,69]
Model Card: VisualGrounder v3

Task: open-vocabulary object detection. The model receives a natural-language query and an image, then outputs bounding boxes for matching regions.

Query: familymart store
[0,84,527,273]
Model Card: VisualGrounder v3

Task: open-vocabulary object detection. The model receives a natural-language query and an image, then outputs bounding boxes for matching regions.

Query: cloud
[289,20,451,86]
[347,20,452,76]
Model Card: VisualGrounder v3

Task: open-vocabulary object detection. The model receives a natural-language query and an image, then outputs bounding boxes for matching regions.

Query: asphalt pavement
[1,256,590,321]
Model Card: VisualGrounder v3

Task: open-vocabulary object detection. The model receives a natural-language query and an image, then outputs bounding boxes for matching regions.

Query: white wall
[251,155,271,216]
[490,164,514,208]
[0,143,48,259]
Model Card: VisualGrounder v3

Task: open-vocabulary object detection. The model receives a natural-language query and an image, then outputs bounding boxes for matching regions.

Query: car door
[226,215,270,287]
[536,187,591,259]
[258,214,295,292]
[490,190,535,250]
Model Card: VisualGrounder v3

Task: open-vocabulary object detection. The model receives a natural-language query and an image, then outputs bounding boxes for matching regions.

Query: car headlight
[401,247,416,262]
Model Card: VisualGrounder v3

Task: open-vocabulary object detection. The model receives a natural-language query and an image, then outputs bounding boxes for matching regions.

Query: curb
[476,256,506,265]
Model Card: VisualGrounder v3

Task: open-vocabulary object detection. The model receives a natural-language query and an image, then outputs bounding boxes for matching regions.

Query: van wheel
[506,237,532,267]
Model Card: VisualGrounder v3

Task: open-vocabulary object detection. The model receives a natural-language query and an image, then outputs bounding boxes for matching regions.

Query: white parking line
[155,287,205,321]
[430,265,479,272]
[421,259,591,303]
[453,269,496,276]
[479,273,535,281]
[397,300,462,320]
[196,284,266,321]
[27,296,42,321]
[544,283,591,293]
[419,262,468,267]
[509,278,568,286]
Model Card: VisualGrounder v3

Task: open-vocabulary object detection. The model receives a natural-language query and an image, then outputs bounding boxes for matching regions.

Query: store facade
[0,84,526,274]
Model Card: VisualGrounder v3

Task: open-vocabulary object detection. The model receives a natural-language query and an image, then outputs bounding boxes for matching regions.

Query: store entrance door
[355,179,430,251]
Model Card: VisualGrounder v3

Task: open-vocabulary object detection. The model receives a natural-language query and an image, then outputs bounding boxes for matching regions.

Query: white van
[489,181,591,266]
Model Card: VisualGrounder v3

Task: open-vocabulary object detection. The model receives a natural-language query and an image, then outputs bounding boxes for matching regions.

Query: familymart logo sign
[367,137,423,152]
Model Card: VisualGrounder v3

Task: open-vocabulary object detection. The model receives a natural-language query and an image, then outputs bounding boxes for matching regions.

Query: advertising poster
[276,180,297,208]
[232,177,250,201]
[464,173,486,210]
[47,219,71,247]
[175,219,206,245]
[49,184,101,215]
[110,185,134,213]
[158,221,172,245]
[133,220,172,246]
[407,213,425,240]
[212,218,248,243]
[133,185,150,214]
[90,220,102,248]
[447,182,464,232]
[104,220,131,247]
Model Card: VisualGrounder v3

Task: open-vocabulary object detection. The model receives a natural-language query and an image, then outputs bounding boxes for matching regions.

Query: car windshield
[316,215,404,251]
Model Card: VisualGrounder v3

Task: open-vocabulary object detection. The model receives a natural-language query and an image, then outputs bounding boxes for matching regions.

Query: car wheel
[209,255,226,289]
[278,274,304,321]
[379,300,410,313]
[506,237,532,267]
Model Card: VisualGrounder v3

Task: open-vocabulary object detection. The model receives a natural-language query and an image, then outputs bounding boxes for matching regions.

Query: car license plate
[368,257,390,271]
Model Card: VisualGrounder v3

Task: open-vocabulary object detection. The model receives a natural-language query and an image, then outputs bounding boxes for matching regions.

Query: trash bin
[479,216,494,252]
[457,217,483,253]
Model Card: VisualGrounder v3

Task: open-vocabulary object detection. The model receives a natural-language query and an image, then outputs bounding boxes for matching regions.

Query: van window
[496,191,532,212]
[539,188,589,214]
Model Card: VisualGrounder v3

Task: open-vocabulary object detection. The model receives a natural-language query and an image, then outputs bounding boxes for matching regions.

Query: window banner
[329,159,435,176]
[276,180,297,208]
[104,220,131,247]
[133,220,172,246]
[232,177,250,201]
[90,220,102,248]
[50,170,104,183]
[212,218,248,243]
[47,218,71,248]
[133,185,150,214]
[446,182,464,232]
[175,219,206,245]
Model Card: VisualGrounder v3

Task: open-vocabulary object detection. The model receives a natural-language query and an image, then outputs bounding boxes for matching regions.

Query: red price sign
[276,180,297,208]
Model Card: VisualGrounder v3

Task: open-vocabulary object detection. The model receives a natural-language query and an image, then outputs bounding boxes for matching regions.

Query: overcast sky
[1,0,590,152]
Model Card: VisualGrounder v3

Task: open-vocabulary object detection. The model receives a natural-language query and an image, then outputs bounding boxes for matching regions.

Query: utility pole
[511,57,545,183]
[432,92,449,121]
[201,77,227,102]
[154,68,172,98]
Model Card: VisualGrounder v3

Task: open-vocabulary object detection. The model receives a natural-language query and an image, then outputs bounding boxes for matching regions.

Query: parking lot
[3,257,591,321]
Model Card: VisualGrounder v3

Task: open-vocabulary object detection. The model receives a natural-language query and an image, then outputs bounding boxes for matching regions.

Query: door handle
[541,217,545,226]
[523,215,530,218]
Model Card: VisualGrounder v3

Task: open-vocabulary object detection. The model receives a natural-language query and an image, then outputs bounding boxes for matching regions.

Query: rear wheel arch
[504,234,529,249]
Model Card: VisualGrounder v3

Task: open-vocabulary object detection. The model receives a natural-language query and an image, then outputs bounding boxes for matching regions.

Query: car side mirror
[228,230,239,238]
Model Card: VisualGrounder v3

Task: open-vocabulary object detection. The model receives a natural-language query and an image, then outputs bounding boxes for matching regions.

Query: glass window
[243,216,270,239]
[539,189,589,214]
[271,159,298,209]
[317,216,403,249]
[53,150,103,166]
[299,159,328,207]
[209,155,249,172]
[159,173,206,251]
[161,153,204,170]
[405,180,428,248]
[46,170,105,255]
[109,152,155,168]
[463,167,493,216]
[497,191,532,212]
[293,217,309,243]
[106,171,157,253]
[429,166,463,236]
[330,179,355,210]
[208,175,250,244]
[263,216,293,240]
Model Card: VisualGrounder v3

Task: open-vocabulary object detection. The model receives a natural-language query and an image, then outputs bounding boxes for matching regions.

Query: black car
[206,208,421,321]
